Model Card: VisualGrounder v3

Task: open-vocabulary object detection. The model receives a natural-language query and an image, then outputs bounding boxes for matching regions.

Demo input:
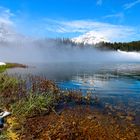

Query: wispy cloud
[0,6,18,40]
[124,0,140,9]
[103,12,124,23]
[103,12,124,19]
[0,7,139,43]
[0,7,15,26]
[96,0,103,6]
[42,18,140,42]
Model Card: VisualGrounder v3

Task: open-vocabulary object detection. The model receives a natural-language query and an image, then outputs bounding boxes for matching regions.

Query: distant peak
[72,31,110,45]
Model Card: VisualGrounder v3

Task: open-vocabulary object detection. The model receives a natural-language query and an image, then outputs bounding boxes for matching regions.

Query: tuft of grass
[11,92,55,120]
[0,74,19,92]
[0,66,7,73]
[0,74,19,108]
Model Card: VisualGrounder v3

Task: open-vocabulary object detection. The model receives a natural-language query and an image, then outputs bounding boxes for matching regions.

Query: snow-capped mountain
[72,31,110,45]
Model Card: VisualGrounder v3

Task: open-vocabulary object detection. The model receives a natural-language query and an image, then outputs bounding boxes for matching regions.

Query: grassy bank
[0,63,27,73]
[0,74,140,140]
[0,74,58,139]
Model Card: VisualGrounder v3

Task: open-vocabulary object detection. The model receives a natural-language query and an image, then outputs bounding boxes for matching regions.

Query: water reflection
[7,62,140,124]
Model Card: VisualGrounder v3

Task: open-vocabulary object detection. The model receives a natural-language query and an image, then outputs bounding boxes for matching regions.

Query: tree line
[54,38,140,52]
[96,41,140,51]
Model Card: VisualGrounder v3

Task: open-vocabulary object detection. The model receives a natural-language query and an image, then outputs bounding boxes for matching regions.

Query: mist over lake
[1,0,140,138]
[1,40,140,64]
[6,54,140,125]
[1,40,140,116]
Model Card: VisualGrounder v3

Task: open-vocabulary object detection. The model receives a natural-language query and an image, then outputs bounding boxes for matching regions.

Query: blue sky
[0,0,140,42]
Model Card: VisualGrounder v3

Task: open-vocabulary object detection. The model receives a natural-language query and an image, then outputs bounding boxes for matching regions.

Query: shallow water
[7,62,140,123]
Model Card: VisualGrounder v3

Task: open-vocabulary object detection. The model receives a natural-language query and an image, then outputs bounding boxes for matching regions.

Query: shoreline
[0,62,27,73]
[0,74,140,139]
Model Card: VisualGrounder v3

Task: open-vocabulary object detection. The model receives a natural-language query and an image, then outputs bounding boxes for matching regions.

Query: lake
[7,62,140,124]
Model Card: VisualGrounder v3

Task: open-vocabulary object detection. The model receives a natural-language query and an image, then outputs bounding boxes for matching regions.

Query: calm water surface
[7,62,140,123]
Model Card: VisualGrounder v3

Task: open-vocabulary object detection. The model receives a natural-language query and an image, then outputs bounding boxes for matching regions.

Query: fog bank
[0,40,140,64]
